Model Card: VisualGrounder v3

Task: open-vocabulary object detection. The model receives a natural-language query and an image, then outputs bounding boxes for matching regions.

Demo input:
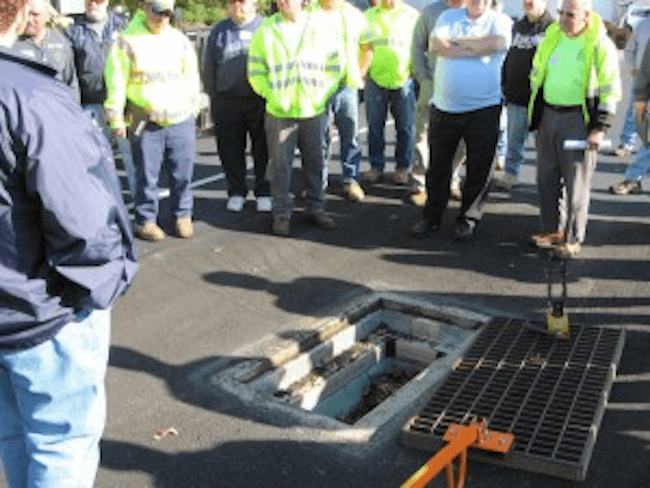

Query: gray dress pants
[536,106,597,244]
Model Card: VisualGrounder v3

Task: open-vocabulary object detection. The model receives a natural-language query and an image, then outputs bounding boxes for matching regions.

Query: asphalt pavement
[2,77,650,488]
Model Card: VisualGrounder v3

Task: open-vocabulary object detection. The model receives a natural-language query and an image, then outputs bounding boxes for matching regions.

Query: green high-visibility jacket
[365,2,419,90]
[247,12,344,119]
[528,11,621,130]
[104,11,200,131]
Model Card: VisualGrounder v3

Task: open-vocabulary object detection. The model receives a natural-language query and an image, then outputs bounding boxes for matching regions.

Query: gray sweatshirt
[410,0,449,83]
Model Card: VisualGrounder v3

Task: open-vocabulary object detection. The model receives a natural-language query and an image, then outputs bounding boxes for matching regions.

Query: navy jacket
[502,11,553,107]
[0,50,138,350]
[66,12,127,104]
[202,16,263,100]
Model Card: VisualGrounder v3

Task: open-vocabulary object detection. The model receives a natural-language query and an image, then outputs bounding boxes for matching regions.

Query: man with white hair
[410,0,512,242]
[13,0,80,102]
[0,0,137,485]
[528,0,621,257]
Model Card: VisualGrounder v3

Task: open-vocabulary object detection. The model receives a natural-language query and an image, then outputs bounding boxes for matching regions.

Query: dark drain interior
[402,318,625,481]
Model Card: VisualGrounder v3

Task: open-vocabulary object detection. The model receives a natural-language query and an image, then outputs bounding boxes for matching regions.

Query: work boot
[613,143,635,158]
[363,167,383,184]
[272,218,291,237]
[410,219,439,238]
[494,173,518,191]
[344,181,365,202]
[392,168,409,185]
[175,217,194,238]
[135,221,166,242]
[609,179,642,195]
[306,212,336,230]
[553,242,582,259]
[410,187,427,207]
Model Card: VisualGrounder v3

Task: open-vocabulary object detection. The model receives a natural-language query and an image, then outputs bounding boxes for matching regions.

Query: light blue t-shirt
[430,8,512,113]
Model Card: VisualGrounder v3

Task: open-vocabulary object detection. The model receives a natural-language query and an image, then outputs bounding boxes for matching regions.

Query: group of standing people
[0,0,631,485]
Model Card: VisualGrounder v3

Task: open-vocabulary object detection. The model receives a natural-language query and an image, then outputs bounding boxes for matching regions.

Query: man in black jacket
[495,0,552,190]
[0,0,137,485]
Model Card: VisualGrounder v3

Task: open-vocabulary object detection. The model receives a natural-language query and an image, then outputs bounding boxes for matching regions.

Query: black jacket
[0,51,137,350]
[502,11,553,107]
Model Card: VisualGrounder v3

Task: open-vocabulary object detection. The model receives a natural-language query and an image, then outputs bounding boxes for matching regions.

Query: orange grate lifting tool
[401,418,515,488]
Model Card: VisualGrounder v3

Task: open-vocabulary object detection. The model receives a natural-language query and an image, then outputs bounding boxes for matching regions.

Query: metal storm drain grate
[401,318,625,481]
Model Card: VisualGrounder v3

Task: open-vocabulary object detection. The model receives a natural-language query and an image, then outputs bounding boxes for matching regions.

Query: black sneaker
[306,213,336,230]
[609,179,642,195]
[410,219,440,238]
[453,220,475,242]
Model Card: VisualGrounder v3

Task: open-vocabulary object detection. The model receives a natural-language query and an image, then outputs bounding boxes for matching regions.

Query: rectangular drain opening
[256,313,474,425]
[209,293,488,446]
[401,318,625,481]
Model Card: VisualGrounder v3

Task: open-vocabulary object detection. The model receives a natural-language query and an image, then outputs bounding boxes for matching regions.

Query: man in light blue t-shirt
[411,0,511,241]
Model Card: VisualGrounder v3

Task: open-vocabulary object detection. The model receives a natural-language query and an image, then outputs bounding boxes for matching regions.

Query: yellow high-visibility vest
[104,11,200,130]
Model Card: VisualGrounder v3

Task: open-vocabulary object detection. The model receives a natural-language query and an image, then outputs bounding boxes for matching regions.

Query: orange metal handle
[401,420,514,488]
[401,427,476,488]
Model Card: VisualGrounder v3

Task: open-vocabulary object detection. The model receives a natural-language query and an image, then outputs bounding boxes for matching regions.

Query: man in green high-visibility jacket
[528,0,621,258]
[363,0,419,187]
[248,0,344,236]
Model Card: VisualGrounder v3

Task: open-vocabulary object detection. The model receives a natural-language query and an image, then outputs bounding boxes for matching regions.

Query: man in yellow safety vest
[104,0,200,242]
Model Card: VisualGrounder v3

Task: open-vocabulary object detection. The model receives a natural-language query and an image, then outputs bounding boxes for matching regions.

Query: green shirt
[365,2,419,89]
[543,33,587,106]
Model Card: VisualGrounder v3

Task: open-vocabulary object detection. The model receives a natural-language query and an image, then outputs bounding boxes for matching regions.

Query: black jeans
[213,96,270,197]
[424,104,501,226]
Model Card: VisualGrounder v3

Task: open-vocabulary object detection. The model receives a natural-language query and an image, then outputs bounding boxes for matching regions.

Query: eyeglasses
[557,9,578,19]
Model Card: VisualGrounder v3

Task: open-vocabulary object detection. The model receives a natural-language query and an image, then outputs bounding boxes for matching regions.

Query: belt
[544,102,582,112]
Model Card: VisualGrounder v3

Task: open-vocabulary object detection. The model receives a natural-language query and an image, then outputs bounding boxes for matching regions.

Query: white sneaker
[227,195,245,212]
[256,196,272,212]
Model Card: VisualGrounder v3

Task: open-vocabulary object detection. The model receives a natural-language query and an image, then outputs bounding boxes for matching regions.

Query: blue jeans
[365,78,416,171]
[132,118,196,224]
[0,309,111,488]
[620,88,638,147]
[504,103,529,177]
[323,86,361,183]
[83,104,136,197]
[624,144,650,180]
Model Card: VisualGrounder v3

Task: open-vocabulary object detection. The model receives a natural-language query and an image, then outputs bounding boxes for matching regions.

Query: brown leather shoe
[175,217,194,238]
[530,230,565,249]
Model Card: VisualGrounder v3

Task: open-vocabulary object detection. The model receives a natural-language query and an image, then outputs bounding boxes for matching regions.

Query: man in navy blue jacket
[66,0,136,196]
[0,0,137,485]
[202,0,270,213]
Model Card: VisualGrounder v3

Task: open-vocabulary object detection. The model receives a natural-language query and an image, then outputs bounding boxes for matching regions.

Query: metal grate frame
[401,318,625,481]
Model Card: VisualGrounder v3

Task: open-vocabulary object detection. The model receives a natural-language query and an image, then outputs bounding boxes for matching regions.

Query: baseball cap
[148,0,174,15]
